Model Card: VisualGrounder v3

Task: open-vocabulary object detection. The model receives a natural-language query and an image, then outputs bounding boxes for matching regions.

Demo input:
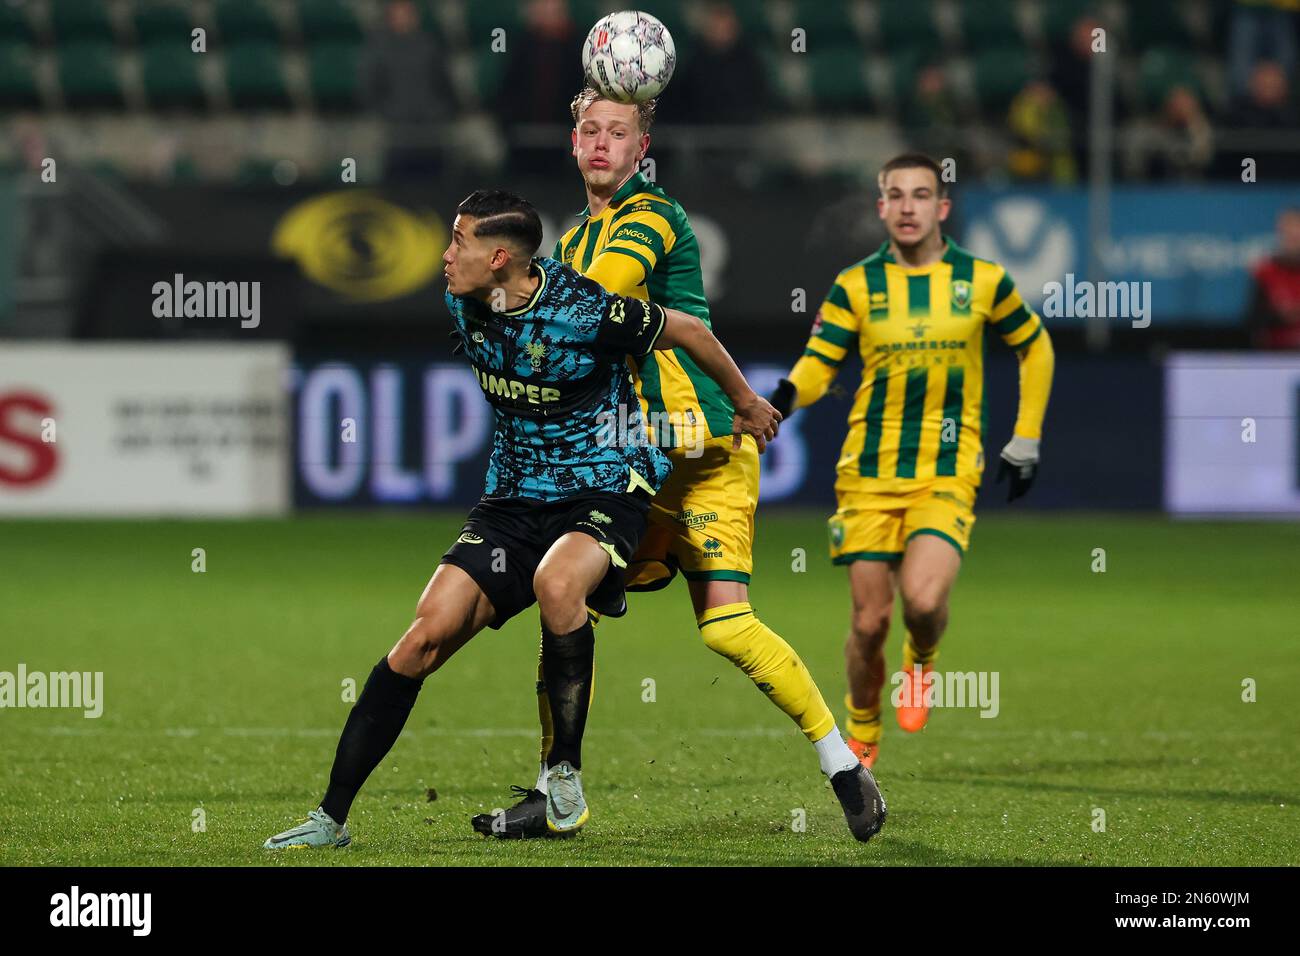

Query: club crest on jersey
[525,340,547,369]
[457,532,484,545]
[828,517,846,548]
[951,279,972,309]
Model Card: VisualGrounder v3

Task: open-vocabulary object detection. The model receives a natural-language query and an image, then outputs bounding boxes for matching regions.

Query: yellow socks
[696,602,836,743]
[902,633,939,674]
[844,693,882,745]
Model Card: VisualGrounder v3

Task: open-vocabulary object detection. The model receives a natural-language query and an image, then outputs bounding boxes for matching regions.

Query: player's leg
[843,558,898,767]
[264,564,495,849]
[893,481,974,732]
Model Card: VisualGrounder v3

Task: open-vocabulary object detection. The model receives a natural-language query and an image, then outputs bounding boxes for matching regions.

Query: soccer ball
[581,10,676,104]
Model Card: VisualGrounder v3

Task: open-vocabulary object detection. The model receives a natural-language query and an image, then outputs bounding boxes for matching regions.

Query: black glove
[995,436,1039,502]
[768,378,796,419]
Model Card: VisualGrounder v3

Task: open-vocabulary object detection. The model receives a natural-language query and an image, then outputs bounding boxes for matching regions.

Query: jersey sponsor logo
[457,532,485,545]
[618,228,656,246]
[609,300,626,324]
[951,279,972,309]
[472,331,485,343]
[588,509,612,524]
[909,319,931,338]
[810,309,825,336]
[472,367,562,405]
[675,508,718,528]
[702,537,723,558]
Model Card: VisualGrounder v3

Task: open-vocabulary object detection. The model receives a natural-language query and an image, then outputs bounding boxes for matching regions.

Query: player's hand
[996,435,1040,502]
[732,392,782,453]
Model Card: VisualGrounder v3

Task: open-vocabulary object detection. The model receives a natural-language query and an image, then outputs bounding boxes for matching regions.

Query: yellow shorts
[828,478,978,564]
[626,434,759,589]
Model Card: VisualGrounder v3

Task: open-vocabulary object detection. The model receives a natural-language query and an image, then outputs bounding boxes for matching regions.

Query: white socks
[813,727,860,777]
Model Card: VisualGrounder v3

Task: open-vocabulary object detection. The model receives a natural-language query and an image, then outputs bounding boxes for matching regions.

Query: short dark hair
[455,189,543,257]
[878,153,948,198]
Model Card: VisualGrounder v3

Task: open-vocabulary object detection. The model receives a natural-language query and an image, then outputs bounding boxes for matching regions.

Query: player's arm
[989,269,1055,501]
[594,294,780,452]
[768,278,862,417]
[654,306,781,453]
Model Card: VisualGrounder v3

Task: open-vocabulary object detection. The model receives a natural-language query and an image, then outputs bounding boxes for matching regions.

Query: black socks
[320,657,422,825]
[541,620,595,771]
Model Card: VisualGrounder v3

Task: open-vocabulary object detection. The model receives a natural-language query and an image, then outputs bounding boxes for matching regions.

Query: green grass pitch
[1,513,1295,866]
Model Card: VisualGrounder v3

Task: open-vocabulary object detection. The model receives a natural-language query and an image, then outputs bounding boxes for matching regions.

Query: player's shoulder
[615,181,687,230]
[538,256,611,306]
[945,238,1011,283]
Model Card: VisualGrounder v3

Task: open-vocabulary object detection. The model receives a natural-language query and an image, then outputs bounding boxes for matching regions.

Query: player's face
[571,100,649,191]
[443,215,500,295]
[877,167,951,249]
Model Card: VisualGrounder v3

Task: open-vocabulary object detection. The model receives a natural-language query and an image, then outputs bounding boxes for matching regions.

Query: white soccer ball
[581,10,676,104]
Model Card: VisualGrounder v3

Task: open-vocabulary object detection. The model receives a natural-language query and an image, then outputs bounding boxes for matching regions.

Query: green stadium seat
[792,0,864,51]
[141,41,206,109]
[134,2,194,44]
[466,2,522,48]
[0,42,39,109]
[730,0,773,41]
[877,0,940,51]
[224,41,290,108]
[50,0,115,42]
[808,49,870,111]
[215,0,281,43]
[308,41,359,111]
[300,0,362,44]
[474,48,508,106]
[59,41,124,109]
[961,0,1022,50]
[1138,47,1198,108]
[890,47,928,107]
[972,46,1031,115]
[0,3,36,44]
[1124,0,1193,52]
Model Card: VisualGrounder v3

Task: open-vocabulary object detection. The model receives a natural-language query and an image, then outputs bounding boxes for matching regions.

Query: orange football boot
[847,737,879,769]
[895,664,934,733]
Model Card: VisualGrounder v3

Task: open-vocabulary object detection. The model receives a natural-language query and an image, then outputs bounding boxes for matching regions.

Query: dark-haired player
[770,154,1055,767]
[263,189,781,847]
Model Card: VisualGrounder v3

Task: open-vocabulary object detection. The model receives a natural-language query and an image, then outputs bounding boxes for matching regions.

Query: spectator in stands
[1144,85,1214,181]
[1246,207,1300,349]
[1228,0,1298,102]
[903,64,964,171]
[1235,60,1297,127]
[1006,80,1077,184]
[1048,13,1107,176]
[497,0,581,175]
[361,0,452,180]
[674,2,767,124]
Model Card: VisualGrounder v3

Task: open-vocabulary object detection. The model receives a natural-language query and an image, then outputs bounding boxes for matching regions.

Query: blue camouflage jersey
[446,257,673,501]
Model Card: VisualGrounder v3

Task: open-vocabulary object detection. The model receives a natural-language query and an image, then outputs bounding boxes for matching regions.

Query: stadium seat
[0,42,39,109]
[299,0,362,44]
[50,0,115,43]
[972,46,1031,115]
[890,47,929,109]
[792,0,865,51]
[308,42,360,112]
[141,42,206,109]
[730,0,773,41]
[1124,0,1194,52]
[961,0,1023,50]
[134,1,193,44]
[1138,47,1198,108]
[58,41,124,109]
[466,2,523,46]
[808,49,871,112]
[224,41,291,109]
[876,0,941,51]
[215,0,281,43]
[0,2,35,44]
[474,48,508,106]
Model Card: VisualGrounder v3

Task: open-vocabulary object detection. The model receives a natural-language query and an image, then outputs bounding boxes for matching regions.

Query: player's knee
[901,589,946,631]
[390,615,444,674]
[533,569,585,629]
[849,607,891,651]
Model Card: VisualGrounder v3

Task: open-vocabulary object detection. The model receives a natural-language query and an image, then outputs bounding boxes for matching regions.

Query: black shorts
[439,489,652,629]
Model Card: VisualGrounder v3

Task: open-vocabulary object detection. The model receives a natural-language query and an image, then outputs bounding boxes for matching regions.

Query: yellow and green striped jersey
[554,172,732,449]
[798,237,1045,495]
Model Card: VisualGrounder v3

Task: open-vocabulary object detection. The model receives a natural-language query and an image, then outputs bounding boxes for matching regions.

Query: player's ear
[639,133,651,161]
[571,128,578,156]
[937,197,952,222]
[490,245,511,272]
[876,195,886,220]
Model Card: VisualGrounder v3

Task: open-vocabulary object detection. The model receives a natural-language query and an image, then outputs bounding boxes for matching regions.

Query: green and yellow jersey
[788,237,1054,496]
[554,171,732,449]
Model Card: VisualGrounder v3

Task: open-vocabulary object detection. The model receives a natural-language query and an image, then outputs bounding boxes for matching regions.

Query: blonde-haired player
[770,154,1055,768]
